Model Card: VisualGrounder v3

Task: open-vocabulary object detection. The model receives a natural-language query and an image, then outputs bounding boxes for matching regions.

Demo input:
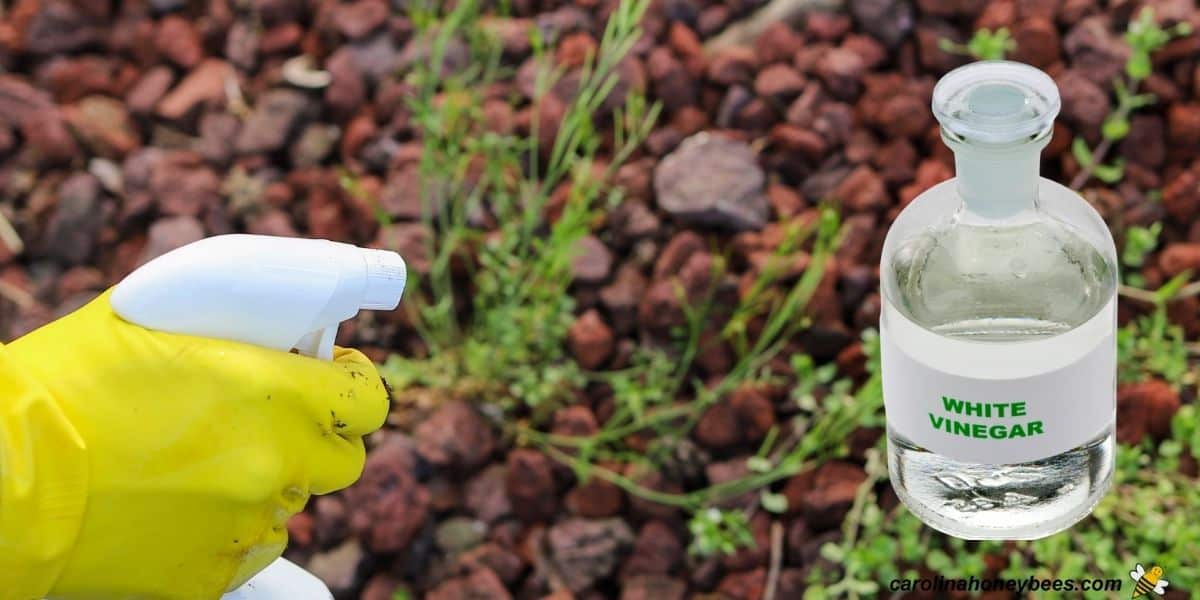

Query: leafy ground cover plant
[1070,8,1192,189]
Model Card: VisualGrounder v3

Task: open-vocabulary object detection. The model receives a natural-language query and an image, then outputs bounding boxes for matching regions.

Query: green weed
[1071,8,1192,189]
[688,508,756,557]
[938,28,1016,61]
[383,0,658,415]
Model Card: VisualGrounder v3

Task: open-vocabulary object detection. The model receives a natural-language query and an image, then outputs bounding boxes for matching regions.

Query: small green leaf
[1092,159,1126,184]
[1071,137,1095,167]
[761,491,789,513]
[1126,50,1152,80]
[746,456,773,473]
[1102,115,1131,141]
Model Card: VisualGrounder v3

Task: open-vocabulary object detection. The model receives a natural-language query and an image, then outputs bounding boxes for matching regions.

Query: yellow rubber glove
[0,291,389,600]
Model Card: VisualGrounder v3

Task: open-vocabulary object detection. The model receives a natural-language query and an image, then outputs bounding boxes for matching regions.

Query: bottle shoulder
[884,177,1117,259]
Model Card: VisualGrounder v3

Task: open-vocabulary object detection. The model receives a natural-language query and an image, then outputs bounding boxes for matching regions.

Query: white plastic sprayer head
[932,61,1061,146]
[359,248,407,310]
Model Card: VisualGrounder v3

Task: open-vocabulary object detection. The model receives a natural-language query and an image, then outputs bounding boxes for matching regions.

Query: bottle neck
[950,134,1048,222]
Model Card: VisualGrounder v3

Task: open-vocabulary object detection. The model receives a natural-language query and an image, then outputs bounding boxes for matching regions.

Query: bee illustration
[1129,563,1169,598]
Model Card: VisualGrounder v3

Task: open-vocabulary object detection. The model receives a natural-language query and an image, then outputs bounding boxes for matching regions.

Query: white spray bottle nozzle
[360,247,407,310]
[111,234,407,360]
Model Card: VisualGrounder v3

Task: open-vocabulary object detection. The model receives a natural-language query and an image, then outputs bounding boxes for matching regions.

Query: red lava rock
[619,520,682,577]
[307,539,364,596]
[707,46,757,86]
[374,223,431,273]
[156,15,204,68]
[619,575,686,600]
[654,133,768,231]
[565,476,624,518]
[125,66,174,115]
[287,511,315,547]
[552,405,599,438]
[716,568,766,600]
[506,449,559,522]
[834,165,889,213]
[770,123,827,159]
[415,400,497,471]
[1168,103,1200,148]
[344,435,431,553]
[54,266,104,301]
[915,19,968,74]
[815,47,865,100]
[767,182,806,219]
[694,386,776,450]
[1058,69,1111,139]
[332,0,388,39]
[458,542,527,585]
[1120,114,1166,169]
[236,89,316,154]
[754,64,806,102]
[783,460,868,530]
[754,22,804,64]
[1117,379,1181,444]
[557,31,597,68]
[360,574,403,600]
[1158,242,1200,277]
[464,464,513,524]
[136,216,205,265]
[1162,170,1199,223]
[849,0,915,48]
[917,0,986,17]
[1063,15,1129,85]
[38,173,107,266]
[806,11,852,41]
[19,0,104,55]
[0,74,77,163]
[149,152,221,217]
[568,309,615,369]
[1010,17,1061,68]
[64,94,139,158]
[545,517,635,593]
[900,158,953,206]
[427,568,512,600]
[156,59,233,120]
[572,234,613,284]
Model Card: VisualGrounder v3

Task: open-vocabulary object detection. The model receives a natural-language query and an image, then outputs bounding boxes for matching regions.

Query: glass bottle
[880,61,1117,540]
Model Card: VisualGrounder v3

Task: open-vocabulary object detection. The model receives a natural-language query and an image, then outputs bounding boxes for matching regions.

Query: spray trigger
[295,326,337,360]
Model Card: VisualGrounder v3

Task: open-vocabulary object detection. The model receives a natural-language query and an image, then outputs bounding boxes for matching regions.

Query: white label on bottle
[881,312,1115,465]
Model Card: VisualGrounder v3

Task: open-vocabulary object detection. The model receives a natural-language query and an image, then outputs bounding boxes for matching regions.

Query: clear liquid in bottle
[880,61,1117,540]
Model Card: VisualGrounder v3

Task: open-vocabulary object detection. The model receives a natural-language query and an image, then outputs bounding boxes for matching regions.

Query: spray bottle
[110,233,407,599]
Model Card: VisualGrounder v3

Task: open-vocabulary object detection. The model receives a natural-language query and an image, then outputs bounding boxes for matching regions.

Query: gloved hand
[0,291,389,600]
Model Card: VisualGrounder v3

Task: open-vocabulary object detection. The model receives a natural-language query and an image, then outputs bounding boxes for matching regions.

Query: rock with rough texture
[545,518,635,593]
[40,173,106,265]
[427,568,512,600]
[505,449,558,522]
[620,520,682,578]
[567,309,615,369]
[1117,379,1181,444]
[64,96,140,158]
[620,575,686,600]
[654,133,768,231]
[849,0,914,47]
[235,89,316,154]
[572,234,613,283]
[783,461,867,530]
[137,217,205,265]
[464,464,512,524]
[156,60,233,120]
[306,539,363,596]
[343,434,431,553]
[415,400,496,471]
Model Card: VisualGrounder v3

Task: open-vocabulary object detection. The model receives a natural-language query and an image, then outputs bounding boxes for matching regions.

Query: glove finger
[315,346,391,437]
[307,433,368,495]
